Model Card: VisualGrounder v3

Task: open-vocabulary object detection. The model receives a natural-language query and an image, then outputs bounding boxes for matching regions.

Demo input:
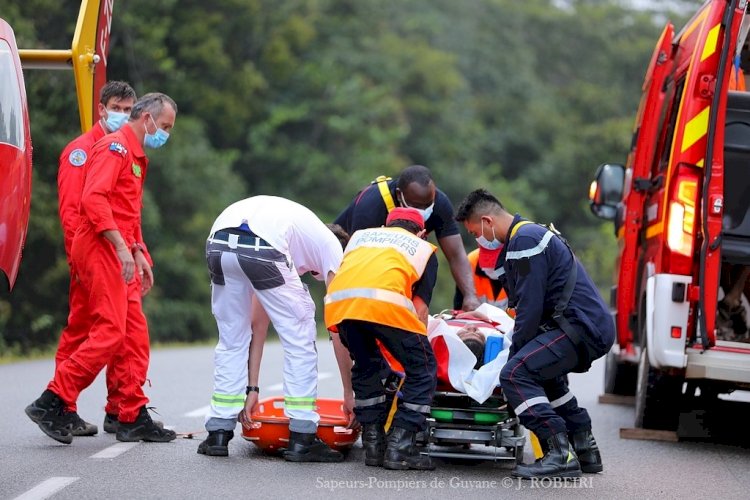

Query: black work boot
[197,430,234,457]
[282,431,344,462]
[24,390,74,444]
[570,429,603,473]
[362,423,386,466]
[383,427,435,470]
[513,432,582,479]
[116,406,176,443]
[103,413,119,434]
[104,412,163,434]
[70,414,98,436]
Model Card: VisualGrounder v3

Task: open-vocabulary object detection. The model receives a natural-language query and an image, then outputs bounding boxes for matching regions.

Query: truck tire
[604,347,637,395]
[634,347,683,430]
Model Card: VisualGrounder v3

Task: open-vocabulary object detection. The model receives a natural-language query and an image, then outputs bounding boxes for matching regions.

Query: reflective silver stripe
[550,391,575,408]
[506,230,554,260]
[324,288,416,314]
[481,266,505,279]
[402,402,431,414]
[208,237,275,250]
[513,396,550,415]
[355,395,386,407]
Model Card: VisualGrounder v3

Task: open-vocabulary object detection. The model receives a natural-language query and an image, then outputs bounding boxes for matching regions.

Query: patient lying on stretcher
[427,304,513,404]
[456,325,487,370]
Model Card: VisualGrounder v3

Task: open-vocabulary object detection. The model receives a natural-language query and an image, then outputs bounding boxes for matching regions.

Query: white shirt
[209,195,342,280]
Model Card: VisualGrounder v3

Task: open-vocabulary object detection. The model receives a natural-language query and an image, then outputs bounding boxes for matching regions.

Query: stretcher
[416,310,525,463]
[240,397,361,454]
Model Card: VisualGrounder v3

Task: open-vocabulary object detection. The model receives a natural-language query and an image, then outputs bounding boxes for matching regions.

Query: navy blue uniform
[496,215,615,440]
[334,178,459,238]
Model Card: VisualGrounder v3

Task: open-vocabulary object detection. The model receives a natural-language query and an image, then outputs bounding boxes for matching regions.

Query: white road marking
[89,442,138,459]
[13,477,79,500]
[184,372,334,418]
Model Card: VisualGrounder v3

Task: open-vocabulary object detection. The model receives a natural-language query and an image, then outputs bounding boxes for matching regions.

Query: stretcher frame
[419,390,525,463]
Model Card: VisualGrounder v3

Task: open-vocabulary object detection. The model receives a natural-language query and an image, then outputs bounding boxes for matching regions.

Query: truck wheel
[634,347,683,430]
[604,347,637,395]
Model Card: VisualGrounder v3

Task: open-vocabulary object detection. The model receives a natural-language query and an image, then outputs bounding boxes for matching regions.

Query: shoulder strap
[509,220,533,240]
[511,219,581,341]
[550,230,581,344]
[371,175,396,213]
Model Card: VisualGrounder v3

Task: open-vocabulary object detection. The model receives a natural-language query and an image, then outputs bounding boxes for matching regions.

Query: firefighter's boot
[197,429,234,457]
[283,431,344,463]
[25,390,74,444]
[103,413,119,434]
[70,414,98,436]
[512,432,582,479]
[116,406,176,443]
[26,390,96,437]
[104,412,163,434]
[362,423,386,466]
[383,427,435,470]
[570,429,603,473]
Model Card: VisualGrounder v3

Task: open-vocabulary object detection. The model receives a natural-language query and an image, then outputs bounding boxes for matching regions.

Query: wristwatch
[246,385,260,395]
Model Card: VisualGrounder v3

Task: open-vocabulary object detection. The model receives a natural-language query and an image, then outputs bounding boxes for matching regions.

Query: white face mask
[399,192,434,222]
[476,219,502,250]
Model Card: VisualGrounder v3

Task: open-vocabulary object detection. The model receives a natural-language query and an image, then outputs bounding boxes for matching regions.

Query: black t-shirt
[334,178,459,239]
[414,253,439,305]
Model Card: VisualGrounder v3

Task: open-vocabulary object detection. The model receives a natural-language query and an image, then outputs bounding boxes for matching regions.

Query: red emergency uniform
[49,124,152,424]
[56,121,119,414]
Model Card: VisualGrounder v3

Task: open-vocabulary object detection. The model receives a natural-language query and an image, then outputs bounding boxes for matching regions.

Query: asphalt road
[2,340,750,500]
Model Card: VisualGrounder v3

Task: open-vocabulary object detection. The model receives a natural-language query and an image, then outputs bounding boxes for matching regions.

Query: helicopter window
[0,39,25,150]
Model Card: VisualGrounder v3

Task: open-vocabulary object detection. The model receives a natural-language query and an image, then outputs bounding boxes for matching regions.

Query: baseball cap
[386,207,424,230]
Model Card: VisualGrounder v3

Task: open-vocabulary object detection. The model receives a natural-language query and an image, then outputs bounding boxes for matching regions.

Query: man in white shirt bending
[198,195,351,461]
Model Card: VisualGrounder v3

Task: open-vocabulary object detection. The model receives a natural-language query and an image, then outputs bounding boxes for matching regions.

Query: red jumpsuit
[57,121,120,414]
[49,124,152,423]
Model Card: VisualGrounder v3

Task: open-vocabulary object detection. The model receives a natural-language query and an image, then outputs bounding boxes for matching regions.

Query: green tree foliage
[0,0,692,352]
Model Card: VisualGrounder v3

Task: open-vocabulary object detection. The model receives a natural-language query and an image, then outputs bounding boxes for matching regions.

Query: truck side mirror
[589,163,625,220]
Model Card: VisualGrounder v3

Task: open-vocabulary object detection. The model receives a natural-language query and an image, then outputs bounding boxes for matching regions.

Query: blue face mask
[144,115,170,149]
[104,110,129,132]
[399,192,434,223]
[476,219,502,250]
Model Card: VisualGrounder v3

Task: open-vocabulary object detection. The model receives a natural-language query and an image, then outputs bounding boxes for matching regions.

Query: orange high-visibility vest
[324,227,437,335]
[467,249,508,308]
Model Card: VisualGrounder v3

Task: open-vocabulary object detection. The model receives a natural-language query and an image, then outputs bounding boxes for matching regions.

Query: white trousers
[205,242,319,433]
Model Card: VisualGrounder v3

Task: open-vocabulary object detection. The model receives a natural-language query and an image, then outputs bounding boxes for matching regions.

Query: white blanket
[427,303,515,404]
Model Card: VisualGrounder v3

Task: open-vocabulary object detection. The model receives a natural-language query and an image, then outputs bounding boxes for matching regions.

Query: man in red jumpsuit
[25,93,178,444]
[53,81,137,436]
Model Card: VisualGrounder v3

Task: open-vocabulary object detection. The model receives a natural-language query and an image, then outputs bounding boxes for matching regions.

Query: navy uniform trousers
[500,328,591,441]
[338,319,436,432]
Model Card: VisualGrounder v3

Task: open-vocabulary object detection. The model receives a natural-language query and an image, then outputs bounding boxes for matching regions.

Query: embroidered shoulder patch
[68,148,87,167]
[132,163,142,178]
[109,142,128,156]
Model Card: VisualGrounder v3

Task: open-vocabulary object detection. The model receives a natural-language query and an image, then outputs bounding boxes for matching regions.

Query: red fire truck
[590,0,750,431]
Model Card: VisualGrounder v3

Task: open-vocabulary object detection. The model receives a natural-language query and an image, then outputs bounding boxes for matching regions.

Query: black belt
[211,229,271,247]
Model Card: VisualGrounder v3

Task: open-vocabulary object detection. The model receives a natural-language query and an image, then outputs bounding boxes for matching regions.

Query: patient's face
[457,325,485,346]
[457,325,486,368]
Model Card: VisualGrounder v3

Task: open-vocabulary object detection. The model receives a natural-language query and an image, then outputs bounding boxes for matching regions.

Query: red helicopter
[0,0,113,290]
